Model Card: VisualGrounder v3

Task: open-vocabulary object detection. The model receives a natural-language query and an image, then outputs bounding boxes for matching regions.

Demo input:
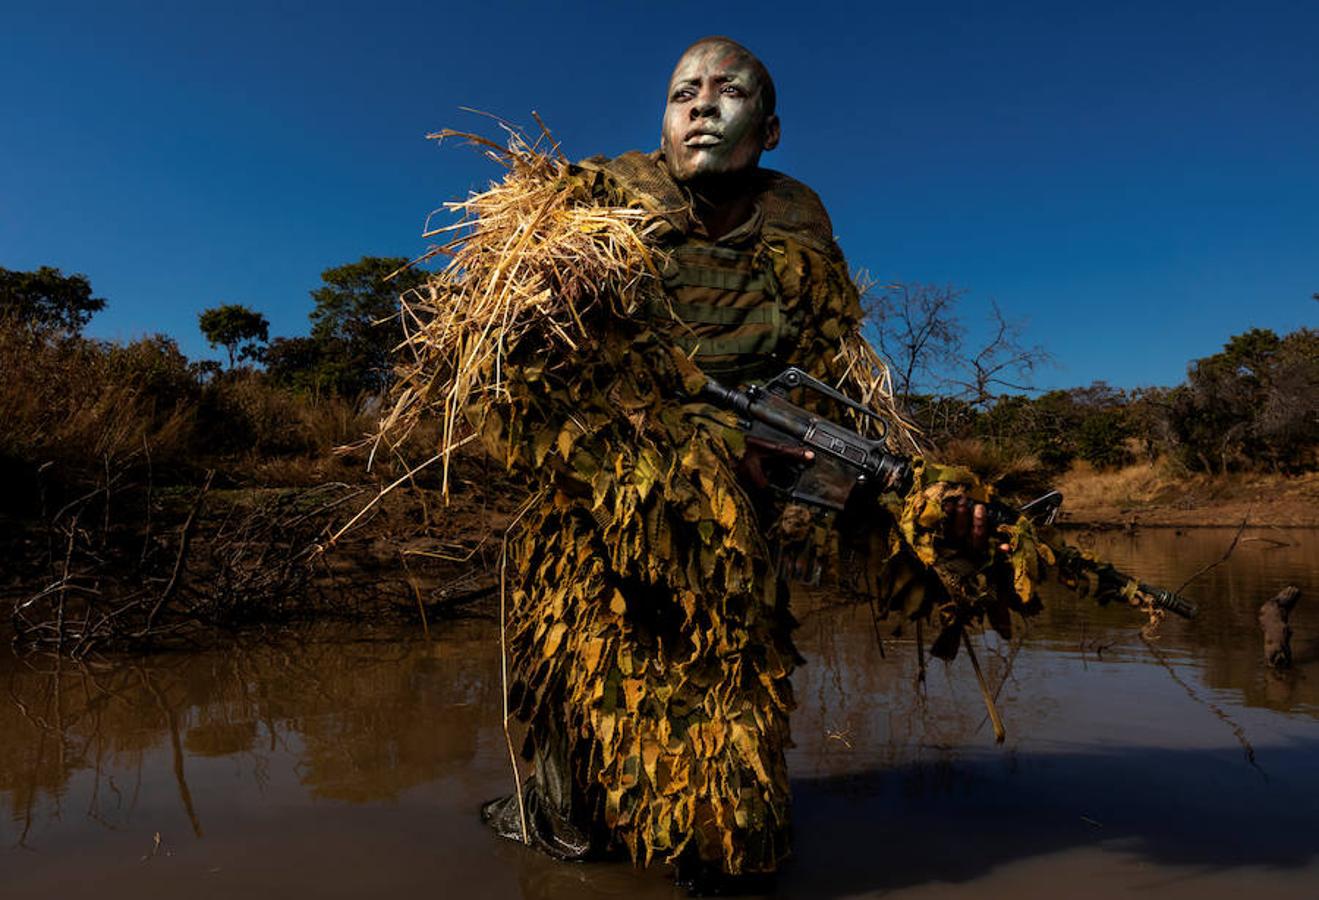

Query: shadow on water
[786,741,1319,898]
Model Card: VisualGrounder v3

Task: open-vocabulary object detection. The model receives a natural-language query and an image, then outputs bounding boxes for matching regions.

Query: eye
[672,87,695,101]
[721,85,744,97]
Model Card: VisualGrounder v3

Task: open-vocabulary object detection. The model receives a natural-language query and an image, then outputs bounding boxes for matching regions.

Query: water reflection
[1079,527,1318,715]
[2,623,501,849]
[2,528,1316,899]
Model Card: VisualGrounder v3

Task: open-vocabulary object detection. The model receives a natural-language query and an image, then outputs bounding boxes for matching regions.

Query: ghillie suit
[378,128,1158,876]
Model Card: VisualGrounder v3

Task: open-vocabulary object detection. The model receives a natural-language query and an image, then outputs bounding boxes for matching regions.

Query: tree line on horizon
[1,262,1314,500]
[864,282,1316,478]
[0,258,429,505]
[190,257,431,396]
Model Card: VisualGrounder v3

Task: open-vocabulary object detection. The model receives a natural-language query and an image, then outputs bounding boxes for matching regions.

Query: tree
[1164,327,1318,472]
[861,279,1050,445]
[950,302,1048,408]
[861,279,964,404]
[198,304,269,369]
[307,256,429,394]
[104,334,199,418]
[0,266,106,334]
[263,336,333,392]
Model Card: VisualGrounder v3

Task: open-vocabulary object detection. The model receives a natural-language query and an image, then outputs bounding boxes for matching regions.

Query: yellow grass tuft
[836,330,919,452]
[374,121,669,494]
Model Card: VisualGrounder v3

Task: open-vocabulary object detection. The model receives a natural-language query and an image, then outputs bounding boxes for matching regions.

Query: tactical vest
[577,151,841,387]
[647,231,788,385]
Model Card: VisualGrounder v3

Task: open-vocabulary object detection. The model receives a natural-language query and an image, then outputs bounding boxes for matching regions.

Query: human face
[660,43,780,183]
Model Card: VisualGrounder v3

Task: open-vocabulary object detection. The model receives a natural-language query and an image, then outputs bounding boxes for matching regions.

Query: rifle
[699,366,1197,620]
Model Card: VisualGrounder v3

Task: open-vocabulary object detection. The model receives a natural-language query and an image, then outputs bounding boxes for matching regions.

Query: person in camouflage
[478,36,996,887]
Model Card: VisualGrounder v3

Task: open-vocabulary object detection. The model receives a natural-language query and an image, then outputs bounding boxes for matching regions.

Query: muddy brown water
[3,527,1317,898]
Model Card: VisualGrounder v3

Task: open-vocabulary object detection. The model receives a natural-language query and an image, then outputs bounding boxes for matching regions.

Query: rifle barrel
[1143,586,1198,619]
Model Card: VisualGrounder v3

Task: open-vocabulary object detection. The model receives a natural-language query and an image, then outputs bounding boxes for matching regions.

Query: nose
[690,84,719,119]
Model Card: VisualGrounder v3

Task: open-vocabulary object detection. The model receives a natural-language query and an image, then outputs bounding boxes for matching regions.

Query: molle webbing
[649,243,787,381]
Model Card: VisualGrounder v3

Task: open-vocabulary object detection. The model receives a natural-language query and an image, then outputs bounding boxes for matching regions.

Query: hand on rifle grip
[738,435,815,490]
[943,494,1011,556]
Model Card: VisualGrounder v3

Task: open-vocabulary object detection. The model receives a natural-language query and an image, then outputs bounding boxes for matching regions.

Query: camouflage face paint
[660,42,780,183]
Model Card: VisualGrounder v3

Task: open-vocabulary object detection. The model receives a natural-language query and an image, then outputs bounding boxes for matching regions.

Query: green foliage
[262,336,327,392]
[199,304,269,369]
[301,257,429,394]
[0,266,106,334]
[919,326,1316,477]
[965,382,1133,474]
[257,257,429,396]
[1075,409,1133,469]
[1165,327,1318,472]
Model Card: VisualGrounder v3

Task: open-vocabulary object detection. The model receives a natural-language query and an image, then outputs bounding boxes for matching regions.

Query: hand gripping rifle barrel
[699,369,1197,620]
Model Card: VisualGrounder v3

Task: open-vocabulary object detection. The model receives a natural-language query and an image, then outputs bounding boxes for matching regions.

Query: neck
[684,171,758,240]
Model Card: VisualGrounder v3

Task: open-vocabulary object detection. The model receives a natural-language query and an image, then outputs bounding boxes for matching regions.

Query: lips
[684,130,723,147]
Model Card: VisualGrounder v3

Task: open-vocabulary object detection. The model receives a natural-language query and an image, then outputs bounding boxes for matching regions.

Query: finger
[738,449,769,489]
[942,497,959,542]
[953,496,972,545]
[971,503,988,552]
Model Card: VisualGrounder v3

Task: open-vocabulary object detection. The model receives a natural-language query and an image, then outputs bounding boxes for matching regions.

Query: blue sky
[3,0,1315,389]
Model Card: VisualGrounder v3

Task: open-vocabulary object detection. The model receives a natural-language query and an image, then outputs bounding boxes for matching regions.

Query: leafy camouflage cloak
[412,146,1090,874]
[468,150,907,874]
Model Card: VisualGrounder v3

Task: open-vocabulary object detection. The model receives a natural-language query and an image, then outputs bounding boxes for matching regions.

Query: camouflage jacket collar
[576,150,840,258]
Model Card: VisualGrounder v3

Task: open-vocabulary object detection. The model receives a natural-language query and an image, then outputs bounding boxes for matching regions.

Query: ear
[762,114,781,152]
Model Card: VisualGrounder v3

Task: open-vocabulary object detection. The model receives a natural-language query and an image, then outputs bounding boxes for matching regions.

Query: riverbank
[1054,461,1319,528]
[0,445,515,654]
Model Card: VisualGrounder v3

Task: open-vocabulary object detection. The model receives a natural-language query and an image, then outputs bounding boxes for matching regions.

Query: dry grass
[0,322,193,477]
[836,331,919,452]
[375,121,668,494]
[0,316,416,501]
[204,375,388,481]
[935,437,1050,497]
[1056,458,1319,525]
[1056,459,1177,511]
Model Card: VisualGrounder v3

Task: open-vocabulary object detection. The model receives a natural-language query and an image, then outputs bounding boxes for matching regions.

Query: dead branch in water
[8,439,515,657]
[1175,515,1249,595]
[1141,633,1266,780]
[1259,585,1301,669]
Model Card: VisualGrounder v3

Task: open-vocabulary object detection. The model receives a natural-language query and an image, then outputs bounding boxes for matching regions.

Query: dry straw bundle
[375,119,668,493]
